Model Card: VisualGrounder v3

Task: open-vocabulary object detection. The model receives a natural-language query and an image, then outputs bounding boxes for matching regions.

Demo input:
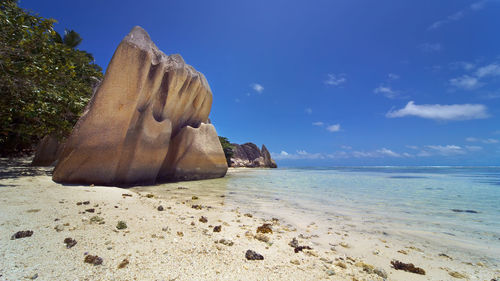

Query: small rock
[335,261,347,269]
[294,245,312,253]
[290,259,300,265]
[177,231,184,237]
[122,193,132,197]
[90,216,104,224]
[82,201,90,205]
[118,258,129,269]
[374,268,388,278]
[30,273,38,280]
[326,269,335,276]
[256,223,272,234]
[157,205,164,211]
[449,271,467,279]
[54,224,64,232]
[85,208,95,213]
[145,194,154,198]
[288,237,299,248]
[11,230,34,240]
[391,260,425,275]
[339,242,350,248]
[254,233,270,243]
[245,250,264,260]
[199,216,208,223]
[213,225,222,232]
[64,238,77,248]
[244,213,253,218]
[218,239,234,246]
[116,221,127,230]
[84,254,103,265]
[192,205,202,210]
[192,196,199,200]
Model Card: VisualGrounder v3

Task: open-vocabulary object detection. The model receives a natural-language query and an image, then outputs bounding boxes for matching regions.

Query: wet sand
[0,159,498,280]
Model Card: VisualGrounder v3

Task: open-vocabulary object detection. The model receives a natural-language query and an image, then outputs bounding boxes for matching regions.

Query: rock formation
[230,143,277,168]
[52,26,227,186]
[31,135,64,166]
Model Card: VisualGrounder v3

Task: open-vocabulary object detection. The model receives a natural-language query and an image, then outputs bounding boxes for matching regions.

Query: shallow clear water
[140,166,500,263]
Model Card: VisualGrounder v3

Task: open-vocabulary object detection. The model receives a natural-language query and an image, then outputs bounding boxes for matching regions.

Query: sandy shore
[0,159,498,280]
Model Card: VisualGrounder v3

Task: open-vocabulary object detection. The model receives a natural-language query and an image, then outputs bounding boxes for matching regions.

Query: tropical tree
[0,0,103,156]
[218,136,234,166]
[53,29,83,49]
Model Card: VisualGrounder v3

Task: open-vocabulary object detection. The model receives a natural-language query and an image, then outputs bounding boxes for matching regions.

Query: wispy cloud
[419,43,442,53]
[251,83,264,93]
[312,121,324,127]
[449,61,500,90]
[420,145,466,156]
[449,75,482,90]
[324,73,346,86]
[326,124,341,132]
[466,137,499,144]
[428,1,487,30]
[388,73,400,80]
[305,108,313,114]
[387,101,489,121]
[272,150,325,160]
[374,85,398,99]
[476,63,500,78]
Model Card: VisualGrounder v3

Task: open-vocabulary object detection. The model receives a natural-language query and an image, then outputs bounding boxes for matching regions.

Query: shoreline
[0,161,499,280]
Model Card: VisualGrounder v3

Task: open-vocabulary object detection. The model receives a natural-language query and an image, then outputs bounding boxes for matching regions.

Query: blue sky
[20,0,500,166]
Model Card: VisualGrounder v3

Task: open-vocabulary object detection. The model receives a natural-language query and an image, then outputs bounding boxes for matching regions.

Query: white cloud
[377,148,402,157]
[406,145,419,150]
[324,73,346,86]
[374,85,398,98]
[429,1,487,30]
[272,150,324,160]
[340,145,352,150]
[251,83,264,93]
[466,137,499,144]
[449,75,482,90]
[424,145,465,156]
[428,11,464,30]
[326,124,341,132]
[312,121,324,127]
[466,145,483,151]
[388,73,400,80]
[386,101,489,121]
[305,108,313,114]
[419,43,442,52]
[476,63,500,78]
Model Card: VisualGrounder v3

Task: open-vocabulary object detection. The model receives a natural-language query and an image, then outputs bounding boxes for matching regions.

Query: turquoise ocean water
[139,166,500,264]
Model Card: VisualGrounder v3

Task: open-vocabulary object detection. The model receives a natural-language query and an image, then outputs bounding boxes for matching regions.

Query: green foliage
[0,0,103,156]
[218,136,234,166]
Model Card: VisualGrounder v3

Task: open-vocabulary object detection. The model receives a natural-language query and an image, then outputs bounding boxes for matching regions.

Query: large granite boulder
[158,123,227,181]
[31,135,64,166]
[52,26,227,186]
[230,142,277,168]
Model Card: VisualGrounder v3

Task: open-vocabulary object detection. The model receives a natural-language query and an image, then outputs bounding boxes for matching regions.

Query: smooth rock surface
[31,135,63,166]
[52,26,227,186]
[158,123,227,181]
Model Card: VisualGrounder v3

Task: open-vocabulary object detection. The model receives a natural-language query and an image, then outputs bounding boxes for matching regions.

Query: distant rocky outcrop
[52,26,227,186]
[230,143,277,168]
[31,135,64,166]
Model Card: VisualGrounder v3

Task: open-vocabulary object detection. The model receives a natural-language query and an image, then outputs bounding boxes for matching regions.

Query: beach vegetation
[218,136,234,166]
[0,0,103,156]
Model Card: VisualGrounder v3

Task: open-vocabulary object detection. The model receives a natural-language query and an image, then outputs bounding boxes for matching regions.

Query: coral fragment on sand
[391,260,425,275]
[11,230,33,240]
[245,250,264,260]
[84,254,103,265]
